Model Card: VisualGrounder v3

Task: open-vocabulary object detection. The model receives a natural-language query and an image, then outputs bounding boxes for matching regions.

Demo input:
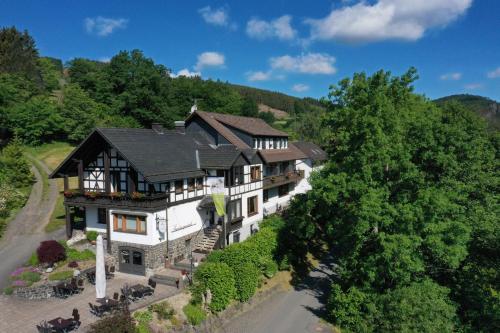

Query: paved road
[0,159,63,289]
[218,257,335,333]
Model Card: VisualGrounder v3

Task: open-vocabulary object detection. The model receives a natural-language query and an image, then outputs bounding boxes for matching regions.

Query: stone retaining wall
[170,284,283,333]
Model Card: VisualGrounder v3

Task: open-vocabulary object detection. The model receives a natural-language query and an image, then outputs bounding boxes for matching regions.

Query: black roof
[50,128,247,182]
[293,141,327,162]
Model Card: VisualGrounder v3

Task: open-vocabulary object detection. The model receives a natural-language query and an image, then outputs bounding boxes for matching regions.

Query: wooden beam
[105,208,111,254]
[104,149,111,193]
[63,175,69,192]
[65,206,72,239]
[77,160,84,192]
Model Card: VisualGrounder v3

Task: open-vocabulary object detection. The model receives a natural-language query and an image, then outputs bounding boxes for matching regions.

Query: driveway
[217,256,336,333]
[0,158,63,289]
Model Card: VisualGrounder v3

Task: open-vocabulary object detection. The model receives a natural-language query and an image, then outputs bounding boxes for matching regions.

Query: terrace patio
[0,272,180,333]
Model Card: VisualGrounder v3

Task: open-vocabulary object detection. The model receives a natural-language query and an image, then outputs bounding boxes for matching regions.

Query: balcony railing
[63,191,169,211]
[263,170,304,189]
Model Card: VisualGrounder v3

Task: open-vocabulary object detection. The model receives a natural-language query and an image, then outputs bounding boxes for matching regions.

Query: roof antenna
[190,99,198,114]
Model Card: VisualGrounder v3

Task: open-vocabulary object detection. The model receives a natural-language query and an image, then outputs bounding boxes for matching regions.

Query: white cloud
[464,83,482,90]
[171,68,201,78]
[440,72,462,80]
[198,6,229,27]
[85,16,128,36]
[487,67,500,79]
[246,15,297,41]
[194,52,225,71]
[306,0,473,43]
[270,53,336,75]
[98,57,111,63]
[246,71,272,82]
[292,84,310,92]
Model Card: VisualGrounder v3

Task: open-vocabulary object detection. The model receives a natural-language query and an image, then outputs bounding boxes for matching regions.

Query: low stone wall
[12,283,55,300]
[11,267,96,300]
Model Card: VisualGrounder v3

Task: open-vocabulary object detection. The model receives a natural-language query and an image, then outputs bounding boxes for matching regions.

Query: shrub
[27,252,39,266]
[3,287,13,295]
[183,303,206,326]
[67,248,95,261]
[37,240,66,264]
[86,230,98,242]
[19,270,41,283]
[246,227,278,259]
[148,301,174,320]
[194,262,236,312]
[259,257,278,278]
[48,270,73,281]
[88,307,135,333]
[133,310,153,333]
[68,261,79,268]
[234,262,260,302]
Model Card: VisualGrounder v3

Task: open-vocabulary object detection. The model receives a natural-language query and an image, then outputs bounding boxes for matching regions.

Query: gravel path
[217,256,336,333]
[0,157,63,289]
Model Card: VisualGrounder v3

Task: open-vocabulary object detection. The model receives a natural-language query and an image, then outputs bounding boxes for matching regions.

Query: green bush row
[193,216,284,312]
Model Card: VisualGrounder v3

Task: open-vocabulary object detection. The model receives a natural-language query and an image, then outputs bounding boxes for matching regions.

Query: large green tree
[295,69,498,332]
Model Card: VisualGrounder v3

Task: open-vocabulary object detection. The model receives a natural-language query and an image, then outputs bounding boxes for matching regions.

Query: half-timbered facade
[51,111,325,276]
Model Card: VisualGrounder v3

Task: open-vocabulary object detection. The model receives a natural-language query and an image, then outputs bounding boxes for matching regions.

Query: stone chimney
[175,121,185,133]
[151,123,164,134]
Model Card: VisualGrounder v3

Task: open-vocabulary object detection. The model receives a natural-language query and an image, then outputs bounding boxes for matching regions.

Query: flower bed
[3,240,96,297]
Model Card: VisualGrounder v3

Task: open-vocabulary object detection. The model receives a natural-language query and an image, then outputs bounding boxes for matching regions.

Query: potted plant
[63,190,74,198]
[131,191,144,200]
[109,192,123,200]
[84,191,97,200]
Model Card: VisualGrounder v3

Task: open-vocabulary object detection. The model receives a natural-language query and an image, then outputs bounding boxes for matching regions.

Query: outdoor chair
[36,321,52,333]
[86,272,96,285]
[53,286,67,299]
[113,292,119,300]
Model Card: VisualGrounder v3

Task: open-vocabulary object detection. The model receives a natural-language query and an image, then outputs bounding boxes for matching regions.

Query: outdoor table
[96,298,119,306]
[48,317,74,331]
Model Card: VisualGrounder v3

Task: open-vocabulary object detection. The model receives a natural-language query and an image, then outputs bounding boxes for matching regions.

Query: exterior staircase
[194,225,222,253]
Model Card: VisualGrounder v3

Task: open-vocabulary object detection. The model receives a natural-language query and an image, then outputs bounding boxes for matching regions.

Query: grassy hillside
[434,94,499,129]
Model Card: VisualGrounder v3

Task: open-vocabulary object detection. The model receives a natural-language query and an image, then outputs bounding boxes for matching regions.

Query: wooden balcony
[63,191,169,212]
[262,170,304,189]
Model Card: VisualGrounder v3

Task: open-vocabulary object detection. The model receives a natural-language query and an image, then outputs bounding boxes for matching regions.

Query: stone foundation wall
[168,230,205,263]
[110,241,167,276]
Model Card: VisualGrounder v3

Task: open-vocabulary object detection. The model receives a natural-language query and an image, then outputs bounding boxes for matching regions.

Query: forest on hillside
[0,27,326,147]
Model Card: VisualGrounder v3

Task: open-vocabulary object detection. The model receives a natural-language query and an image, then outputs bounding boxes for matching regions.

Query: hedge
[234,262,261,302]
[193,216,285,312]
[194,262,236,312]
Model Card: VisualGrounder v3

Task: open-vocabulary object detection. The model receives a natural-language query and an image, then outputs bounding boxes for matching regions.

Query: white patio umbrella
[95,234,106,299]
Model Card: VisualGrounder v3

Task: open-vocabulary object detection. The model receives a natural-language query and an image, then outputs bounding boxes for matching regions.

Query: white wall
[85,207,106,232]
[294,158,313,194]
[167,199,205,241]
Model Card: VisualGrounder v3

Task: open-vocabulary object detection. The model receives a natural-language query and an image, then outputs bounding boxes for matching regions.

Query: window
[175,180,184,194]
[263,189,269,203]
[187,178,195,192]
[233,231,240,243]
[153,182,169,193]
[97,208,107,225]
[232,166,244,186]
[113,214,146,234]
[196,177,204,191]
[227,199,242,222]
[278,184,289,197]
[277,139,281,149]
[247,196,258,216]
[269,138,274,149]
[253,138,258,149]
[250,166,261,182]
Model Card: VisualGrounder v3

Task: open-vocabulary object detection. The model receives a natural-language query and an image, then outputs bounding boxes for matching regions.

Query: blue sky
[1,0,499,100]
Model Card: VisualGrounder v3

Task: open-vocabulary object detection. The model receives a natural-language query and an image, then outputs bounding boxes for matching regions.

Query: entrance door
[119,247,145,275]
